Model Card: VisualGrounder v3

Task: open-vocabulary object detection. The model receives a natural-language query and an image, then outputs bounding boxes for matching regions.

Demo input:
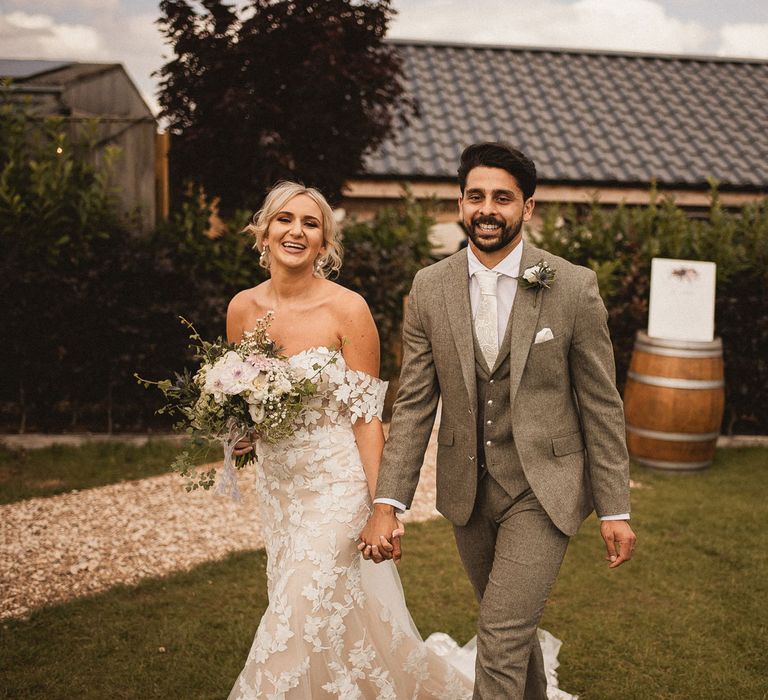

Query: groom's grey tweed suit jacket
[376,244,631,536]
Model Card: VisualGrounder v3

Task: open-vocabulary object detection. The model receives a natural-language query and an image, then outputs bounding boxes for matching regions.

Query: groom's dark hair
[457,142,537,200]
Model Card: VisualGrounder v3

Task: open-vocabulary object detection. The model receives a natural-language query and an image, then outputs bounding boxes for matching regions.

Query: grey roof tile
[364,42,768,189]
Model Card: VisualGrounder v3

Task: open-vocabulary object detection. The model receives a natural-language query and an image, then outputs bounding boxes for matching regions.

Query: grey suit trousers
[453,475,569,700]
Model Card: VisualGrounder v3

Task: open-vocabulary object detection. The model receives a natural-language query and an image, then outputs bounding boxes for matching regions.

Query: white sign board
[648,258,716,342]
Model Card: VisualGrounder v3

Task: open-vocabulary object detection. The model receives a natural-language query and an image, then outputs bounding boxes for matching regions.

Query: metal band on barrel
[627,371,724,390]
[634,342,722,359]
[626,424,720,442]
[632,456,712,470]
[636,332,722,352]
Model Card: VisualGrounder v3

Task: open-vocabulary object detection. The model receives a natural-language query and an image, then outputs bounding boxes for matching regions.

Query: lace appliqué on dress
[227,348,474,699]
[289,347,388,430]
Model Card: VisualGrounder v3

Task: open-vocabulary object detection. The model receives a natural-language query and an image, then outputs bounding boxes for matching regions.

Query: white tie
[474,270,499,367]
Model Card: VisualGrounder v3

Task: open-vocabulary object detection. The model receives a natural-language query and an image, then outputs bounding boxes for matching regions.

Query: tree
[156,0,414,213]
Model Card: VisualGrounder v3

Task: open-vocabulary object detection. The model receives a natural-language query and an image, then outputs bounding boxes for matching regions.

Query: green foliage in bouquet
[137,315,332,492]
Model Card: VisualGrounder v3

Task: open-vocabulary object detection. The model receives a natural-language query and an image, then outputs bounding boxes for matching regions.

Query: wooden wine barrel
[623,331,724,471]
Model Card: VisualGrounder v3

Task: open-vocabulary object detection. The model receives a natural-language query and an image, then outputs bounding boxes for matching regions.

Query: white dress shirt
[375,242,628,521]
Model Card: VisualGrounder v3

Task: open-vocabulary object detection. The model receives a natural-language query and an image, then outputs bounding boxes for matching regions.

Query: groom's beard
[462,214,524,253]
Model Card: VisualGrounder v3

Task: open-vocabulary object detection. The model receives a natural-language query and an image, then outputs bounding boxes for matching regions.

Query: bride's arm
[226,291,252,455]
[226,291,247,343]
[337,292,385,500]
[354,418,385,500]
[339,291,404,562]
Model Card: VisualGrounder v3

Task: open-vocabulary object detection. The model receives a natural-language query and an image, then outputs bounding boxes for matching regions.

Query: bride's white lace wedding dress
[227,347,575,699]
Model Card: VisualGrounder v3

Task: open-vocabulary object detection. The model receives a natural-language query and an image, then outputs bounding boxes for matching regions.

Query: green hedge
[5,92,764,434]
[0,97,432,431]
[338,191,435,380]
[534,187,768,434]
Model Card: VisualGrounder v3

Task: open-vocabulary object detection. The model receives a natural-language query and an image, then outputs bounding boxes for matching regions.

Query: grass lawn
[0,440,212,505]
[1,447,767,699]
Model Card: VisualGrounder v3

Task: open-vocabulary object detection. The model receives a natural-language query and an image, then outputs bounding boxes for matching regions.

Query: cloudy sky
[1,0,767,115]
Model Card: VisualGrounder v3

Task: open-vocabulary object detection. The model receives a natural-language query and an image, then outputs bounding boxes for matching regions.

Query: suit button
[487,399,493,406]
[486,420,493,425]
[489,379,495,384]
[486,440,492,446]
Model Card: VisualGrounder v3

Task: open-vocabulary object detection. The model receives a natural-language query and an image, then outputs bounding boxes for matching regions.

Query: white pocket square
[534,327,554,344]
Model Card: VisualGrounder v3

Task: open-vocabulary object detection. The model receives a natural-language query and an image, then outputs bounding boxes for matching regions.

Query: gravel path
[5,424,757,621]
[0,428,441,621]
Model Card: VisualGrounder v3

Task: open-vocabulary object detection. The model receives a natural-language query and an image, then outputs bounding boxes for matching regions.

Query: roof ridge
[384,38,768,65]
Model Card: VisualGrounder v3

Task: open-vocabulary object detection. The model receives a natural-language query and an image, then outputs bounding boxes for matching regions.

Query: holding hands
[358,504,405,564]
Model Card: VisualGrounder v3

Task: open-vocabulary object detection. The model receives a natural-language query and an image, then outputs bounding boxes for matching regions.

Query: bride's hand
[370,518,405,564]
[358,506,403,564]
[233,436,254,456]
[390,519,405,565]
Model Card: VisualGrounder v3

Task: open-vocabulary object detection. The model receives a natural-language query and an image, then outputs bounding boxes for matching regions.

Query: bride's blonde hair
[246,181,343,278]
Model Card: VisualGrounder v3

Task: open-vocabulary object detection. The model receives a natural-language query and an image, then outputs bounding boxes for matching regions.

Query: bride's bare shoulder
[322,282,378,369]
[227,283,270,341]
[228,283,269,314]
[324,280,371,318]
[324,281,377,340]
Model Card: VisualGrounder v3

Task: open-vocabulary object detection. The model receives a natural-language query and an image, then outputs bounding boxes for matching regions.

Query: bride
[224,181,573,699]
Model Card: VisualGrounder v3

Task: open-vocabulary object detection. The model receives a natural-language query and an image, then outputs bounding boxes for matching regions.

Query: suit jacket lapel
[508,243,544,408]
[443,249,478,407]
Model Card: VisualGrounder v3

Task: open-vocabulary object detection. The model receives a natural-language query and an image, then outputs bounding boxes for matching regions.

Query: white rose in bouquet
[203,351,257,402]
[249,403,267,424]
[249,374,270,403]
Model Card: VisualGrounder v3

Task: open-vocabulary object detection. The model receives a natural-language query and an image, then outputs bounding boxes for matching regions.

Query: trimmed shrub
[338,191,436,380]
[534,187,768,434]
[0,95,430,432]
[0,98,259,432]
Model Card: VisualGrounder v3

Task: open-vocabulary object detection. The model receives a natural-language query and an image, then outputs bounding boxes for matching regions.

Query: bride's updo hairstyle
[247,181,343,279]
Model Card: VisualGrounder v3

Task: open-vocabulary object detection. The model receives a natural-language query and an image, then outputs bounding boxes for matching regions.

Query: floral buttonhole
[517,259,556,307]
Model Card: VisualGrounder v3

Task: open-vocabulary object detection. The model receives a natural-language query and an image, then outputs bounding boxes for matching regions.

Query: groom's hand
[358,504,404,564]
[600,520,636,568]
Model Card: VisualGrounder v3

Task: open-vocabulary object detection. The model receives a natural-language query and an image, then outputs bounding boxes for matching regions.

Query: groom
[359,142,636,699]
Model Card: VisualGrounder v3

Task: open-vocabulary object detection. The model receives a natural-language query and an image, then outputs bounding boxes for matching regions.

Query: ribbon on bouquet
[215,420,247,502]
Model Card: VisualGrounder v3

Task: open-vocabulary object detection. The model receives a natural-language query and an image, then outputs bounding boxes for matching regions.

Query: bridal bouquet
[136,313,330,498]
